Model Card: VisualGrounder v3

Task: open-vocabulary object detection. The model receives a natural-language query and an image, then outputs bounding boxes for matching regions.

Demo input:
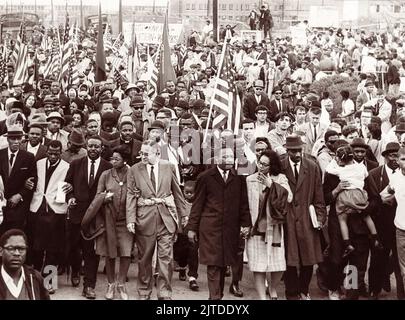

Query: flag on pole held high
[157,9,176,94]
[147,45,160,99]
[103,23,113,52]
[13,21,29,86]
[59,13,73,89]
[128,22,140,83]
[95,3,107,82]
[208,41,241,135]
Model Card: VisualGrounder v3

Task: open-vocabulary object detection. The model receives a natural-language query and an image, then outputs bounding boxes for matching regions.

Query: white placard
[239,30,262,43]
[123,22,183,45]
[290,26,308,46]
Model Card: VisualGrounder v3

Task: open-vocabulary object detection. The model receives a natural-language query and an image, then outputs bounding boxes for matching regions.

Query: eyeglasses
[254,88,263,91]
[275,92,282,95]
[3,246,27,253]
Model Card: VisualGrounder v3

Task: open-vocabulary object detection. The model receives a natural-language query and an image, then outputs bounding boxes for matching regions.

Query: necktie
[392,169,396,174]
[294,163,299,182]
[89,160,95,186]
[222,170,228,183]
[9,153,15,167]
[313,124,317,140]
[150,165,156,192]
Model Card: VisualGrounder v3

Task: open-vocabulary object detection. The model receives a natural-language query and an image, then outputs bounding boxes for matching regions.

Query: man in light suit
[126,140,186,300]
[356,80,376,110]
[297,107,327,156]
[28,140,69,293]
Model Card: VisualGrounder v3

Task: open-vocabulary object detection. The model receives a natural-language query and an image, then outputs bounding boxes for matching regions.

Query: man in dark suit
[243,80,270,121]
[281,135,326,300]
[365,142,405,299]
[268,87,290,123]
[110,121,142,166]
[65,136,112,299]
[20,123,48,161]
[188,147,251,300]
[0,125,36,236]
[350,138,378,172]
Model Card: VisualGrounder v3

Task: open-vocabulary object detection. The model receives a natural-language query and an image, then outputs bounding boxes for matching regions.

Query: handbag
[309,204,320,229]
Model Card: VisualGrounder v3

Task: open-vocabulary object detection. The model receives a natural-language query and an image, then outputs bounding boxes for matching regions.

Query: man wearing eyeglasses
[243,80,270,121]
[0,229,50,300]
[269,87,289,123]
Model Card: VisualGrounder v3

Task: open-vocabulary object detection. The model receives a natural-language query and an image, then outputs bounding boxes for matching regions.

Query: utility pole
[213,0,218,42]
[153,0,156,14]
[282,0,285,22]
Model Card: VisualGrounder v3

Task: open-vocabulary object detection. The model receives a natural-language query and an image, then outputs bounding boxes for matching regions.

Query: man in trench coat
[187,147,252,300]
[281,135,326,300]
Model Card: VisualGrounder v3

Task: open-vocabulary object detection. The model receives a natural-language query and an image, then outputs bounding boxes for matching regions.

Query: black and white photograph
[0,0,404,305]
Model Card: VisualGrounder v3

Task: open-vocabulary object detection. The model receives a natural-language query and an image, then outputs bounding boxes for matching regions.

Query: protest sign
[290,26,308,46]
[123,22,183,45]
[240,30,262,43]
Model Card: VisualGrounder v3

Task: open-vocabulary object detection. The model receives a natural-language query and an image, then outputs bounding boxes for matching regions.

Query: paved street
[51,261,398,300]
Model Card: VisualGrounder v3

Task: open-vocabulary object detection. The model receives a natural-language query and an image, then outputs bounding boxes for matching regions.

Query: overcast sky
[0,0,169,11]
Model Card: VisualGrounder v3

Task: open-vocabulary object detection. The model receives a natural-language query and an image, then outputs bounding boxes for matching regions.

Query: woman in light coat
[246,150,292,299]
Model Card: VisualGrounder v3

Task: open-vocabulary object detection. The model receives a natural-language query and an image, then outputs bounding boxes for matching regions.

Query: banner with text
[123,22,183,45]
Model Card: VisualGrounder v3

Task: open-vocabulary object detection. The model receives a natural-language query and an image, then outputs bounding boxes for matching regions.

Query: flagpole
[203,41,227,143]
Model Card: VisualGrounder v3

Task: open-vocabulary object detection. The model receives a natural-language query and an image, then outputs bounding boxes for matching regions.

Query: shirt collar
[8,148,19,156]
[289,157,301,169]
[1,265,25,298]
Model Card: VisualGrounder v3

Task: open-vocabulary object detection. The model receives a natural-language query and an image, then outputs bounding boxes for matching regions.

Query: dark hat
[130,95,145,105]
[10,101,24,110]
[68,128,86,146]
[29,113,50,127]
[350,137,368,149]
[176,100,189,110]
[42,96,55,106]
[4,124,24,138]
[382,142,400,157]
[22,83,35,94]
[285,135,304,150]
[365,80,375,87]
[148,120,165,131]
[395,122,405,133]
[273,86,283,93]
[191,99,206,109]
[253,80,265,88]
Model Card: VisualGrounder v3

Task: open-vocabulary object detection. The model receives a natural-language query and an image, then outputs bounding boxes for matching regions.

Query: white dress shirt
[146,162,159,192]
[1,266,25,299]
[87,157,101,184]
[385,164,398,182]
[390,171,405,230]
[255,94,261,104]
[27,143,40,157]
[289,158,301,175]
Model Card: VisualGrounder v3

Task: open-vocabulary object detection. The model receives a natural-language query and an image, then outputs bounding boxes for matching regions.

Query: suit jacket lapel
[212,167,226,186]
[83,158,89,187]
[10,151,23,177]
[1,150,9,181]
[283,159,296,186]
[157,162,164,194]
[139,163,155,194]
[296,159,308,191]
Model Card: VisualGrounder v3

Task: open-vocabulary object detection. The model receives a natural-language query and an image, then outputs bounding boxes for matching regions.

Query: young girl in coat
[326,145,382,257]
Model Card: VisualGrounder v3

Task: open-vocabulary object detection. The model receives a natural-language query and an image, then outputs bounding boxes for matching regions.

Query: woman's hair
[322,91,330,99]
[112,144,131,164]
[340,90,350,100]
[71,110,86,126]
[335,145,354,163]
[24,93,35,106]
[259,149,282,176]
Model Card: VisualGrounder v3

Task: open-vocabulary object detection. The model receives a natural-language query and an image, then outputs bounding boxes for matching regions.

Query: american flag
[103,24,113,52]
[209,41,241,134]
[13,21,29,86]
[128,23,140,83]
[43,33,61,79]
[11,21,26,66]
[59,13,73,89]
[0,52,8,84]
[112,33,124,54]
[147,45,160,99]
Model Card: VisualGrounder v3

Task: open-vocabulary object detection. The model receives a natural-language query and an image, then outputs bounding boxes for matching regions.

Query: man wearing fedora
[0,125,37,236]
[61,128,87,164]
[46,112,69,152]
[366,142,405,299]
[282,134,326,300]
[243,80,270,121]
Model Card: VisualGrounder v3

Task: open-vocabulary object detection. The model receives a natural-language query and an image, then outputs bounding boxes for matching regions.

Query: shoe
[158,297,172,300]
[229,283,243,298]
[382,277,391,293]
[271,297,278,300]
[299,293,311,300]
[225,266,231,277]
[117,284,129,300]
[46,284,56,295]
[179,269,186,281]
[342,244,355,258]
[139,295,150,300]
[82,287,96,300]
[189,280,199,291]
[369,292,379,300]
[174,261,181,272]
[105,283,115,300]
[328,290,340,300]
[71,273,80,287]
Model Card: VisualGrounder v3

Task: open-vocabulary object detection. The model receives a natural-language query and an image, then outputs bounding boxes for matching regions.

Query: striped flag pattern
[59,14,73,88]
[0,52,8,84]
[112,33,124,54]
[103,24,113,52]
[147,45,160,99]
[43,34,61,79]
[13,21,29,86]
[209,41,241,134]
[11,22,25,66]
